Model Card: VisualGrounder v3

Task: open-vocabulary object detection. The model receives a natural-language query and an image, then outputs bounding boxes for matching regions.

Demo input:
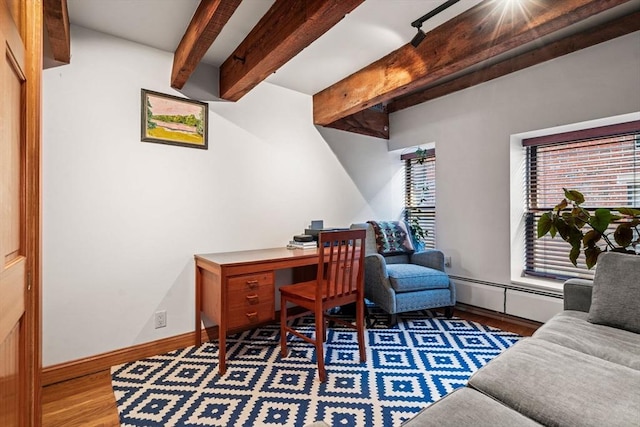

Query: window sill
[510,276,564,296]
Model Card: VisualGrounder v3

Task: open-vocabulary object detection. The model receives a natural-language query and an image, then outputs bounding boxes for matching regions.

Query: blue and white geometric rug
[111,309,521,427]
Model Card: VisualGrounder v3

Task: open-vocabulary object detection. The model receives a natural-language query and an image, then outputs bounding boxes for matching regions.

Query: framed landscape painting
[141,89,208,149]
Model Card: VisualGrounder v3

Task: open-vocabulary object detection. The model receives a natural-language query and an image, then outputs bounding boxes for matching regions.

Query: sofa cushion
[367,220,414,256]
[402,387,542,427]
[468,338,640,427]
[533,310,640,370]
[588,252,640,333]
[386,264,450,293]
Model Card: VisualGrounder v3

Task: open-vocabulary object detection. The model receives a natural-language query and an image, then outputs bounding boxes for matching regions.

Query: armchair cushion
[367,220,414,256]
[587,252,640,333]
[387,264,450,293]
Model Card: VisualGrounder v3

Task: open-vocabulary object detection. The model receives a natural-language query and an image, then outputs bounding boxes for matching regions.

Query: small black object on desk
[304,227,350,242]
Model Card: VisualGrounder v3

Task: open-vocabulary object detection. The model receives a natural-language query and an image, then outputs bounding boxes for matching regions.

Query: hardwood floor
[42,370,119,427]
[41,309,540,426]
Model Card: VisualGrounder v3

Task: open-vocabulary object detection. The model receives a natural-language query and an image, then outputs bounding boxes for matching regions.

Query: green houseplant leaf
[569,244,581,267]
[564,188,585,204]
[566,226,584,249]
[617,207,640,216]
[553,216,570,240]
[537,212,553,238]
[574,207,590,228]
[554,199,568,211]
[535,189,640,270]
[584,246,601,269]
[614,224,633,247]
[590,209,613,233]
[583,229,602,247]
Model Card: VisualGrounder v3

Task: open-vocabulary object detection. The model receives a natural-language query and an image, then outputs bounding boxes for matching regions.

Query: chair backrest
[317,229,366,302]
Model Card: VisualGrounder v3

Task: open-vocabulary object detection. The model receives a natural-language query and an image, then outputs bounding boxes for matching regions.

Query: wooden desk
[194,247,320,374]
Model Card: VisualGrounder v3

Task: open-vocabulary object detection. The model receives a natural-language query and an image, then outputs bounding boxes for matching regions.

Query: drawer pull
[246,280,259,289]
[246,294,259,305]
[246,311,258,322]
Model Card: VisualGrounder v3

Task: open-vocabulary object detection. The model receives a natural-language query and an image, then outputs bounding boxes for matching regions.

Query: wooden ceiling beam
[325,107,390,139]
[171,0,242,90]
[389,10,640,113]
[43,0,70,63]
[219,0,364,102]
[313,0,633,126]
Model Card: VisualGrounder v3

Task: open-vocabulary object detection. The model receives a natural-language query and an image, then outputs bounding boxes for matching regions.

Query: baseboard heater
[450,276,563,298]
[450,275,563,317]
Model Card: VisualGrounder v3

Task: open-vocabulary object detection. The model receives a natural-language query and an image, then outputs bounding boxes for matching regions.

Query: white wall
[42,26,398,366]
[390,31,640,321]
[43,26,640,365]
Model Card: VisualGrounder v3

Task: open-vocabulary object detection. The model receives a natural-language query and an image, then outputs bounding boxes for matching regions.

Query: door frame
[18,1,42,425]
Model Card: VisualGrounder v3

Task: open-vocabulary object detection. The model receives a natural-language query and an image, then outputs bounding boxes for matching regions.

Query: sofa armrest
[410,249,445,271]
[563,278,593,312]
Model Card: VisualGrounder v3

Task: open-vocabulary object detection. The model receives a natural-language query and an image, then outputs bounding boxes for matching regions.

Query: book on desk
[286,240,317,250]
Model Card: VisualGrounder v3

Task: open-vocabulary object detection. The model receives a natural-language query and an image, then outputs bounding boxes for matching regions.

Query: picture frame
[141,89,208,149]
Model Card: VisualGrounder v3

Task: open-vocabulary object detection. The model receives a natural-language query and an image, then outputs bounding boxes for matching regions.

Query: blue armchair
[351,222,456,325]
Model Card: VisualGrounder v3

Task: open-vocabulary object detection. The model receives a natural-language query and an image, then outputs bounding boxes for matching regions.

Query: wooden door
[0,0,42,425]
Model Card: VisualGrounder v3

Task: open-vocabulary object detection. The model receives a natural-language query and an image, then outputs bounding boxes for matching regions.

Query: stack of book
[286,240,317,250]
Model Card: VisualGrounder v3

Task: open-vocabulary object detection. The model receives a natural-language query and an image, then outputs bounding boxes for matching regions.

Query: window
[402,149,436,249]
[524,121,640,280]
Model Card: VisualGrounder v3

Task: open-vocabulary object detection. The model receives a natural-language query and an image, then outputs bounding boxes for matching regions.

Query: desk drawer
[228,272,273,291]
[227,272,274,329]
[227,300,274,329]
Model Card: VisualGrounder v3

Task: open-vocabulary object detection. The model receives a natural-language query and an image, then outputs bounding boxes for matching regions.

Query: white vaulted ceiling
[59,0,640,138]
[66,0,482,95]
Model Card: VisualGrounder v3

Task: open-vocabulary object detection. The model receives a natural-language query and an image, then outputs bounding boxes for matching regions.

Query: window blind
[524,121,640,280]
[402,149,436,249]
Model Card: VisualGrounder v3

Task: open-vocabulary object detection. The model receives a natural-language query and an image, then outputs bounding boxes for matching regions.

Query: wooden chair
[279,229,367,382]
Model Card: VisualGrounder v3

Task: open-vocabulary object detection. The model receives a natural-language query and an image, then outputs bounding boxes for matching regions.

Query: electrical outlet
[154,310,167,329]
[445,256,452,268]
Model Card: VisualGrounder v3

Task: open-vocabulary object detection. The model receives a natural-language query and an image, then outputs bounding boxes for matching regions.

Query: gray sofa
[404,252,640,427]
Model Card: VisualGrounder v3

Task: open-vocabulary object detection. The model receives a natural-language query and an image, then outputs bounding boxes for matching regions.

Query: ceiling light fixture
[411,0,461,48]
[410,29,426,48]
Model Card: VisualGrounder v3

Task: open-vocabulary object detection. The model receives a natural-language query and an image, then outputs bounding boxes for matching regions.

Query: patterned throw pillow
[368,221,415,256]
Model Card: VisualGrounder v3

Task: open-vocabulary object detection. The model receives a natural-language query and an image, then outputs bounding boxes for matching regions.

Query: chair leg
[445,306,454,319]
[364,303,376,329]
[280,295,288,357]
[322,313,328,343]
[315,309,326,382]
[356,299,366,363]
[388,313,398,327]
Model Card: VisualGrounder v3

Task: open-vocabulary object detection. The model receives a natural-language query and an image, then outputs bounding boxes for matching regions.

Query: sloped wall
[42,26,399,366]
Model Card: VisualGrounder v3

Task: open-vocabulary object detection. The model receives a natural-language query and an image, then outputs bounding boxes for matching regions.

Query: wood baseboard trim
[41,307,308,387]
[46,305,530,387]
[455,303,543,329]
[41,326,219,387]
